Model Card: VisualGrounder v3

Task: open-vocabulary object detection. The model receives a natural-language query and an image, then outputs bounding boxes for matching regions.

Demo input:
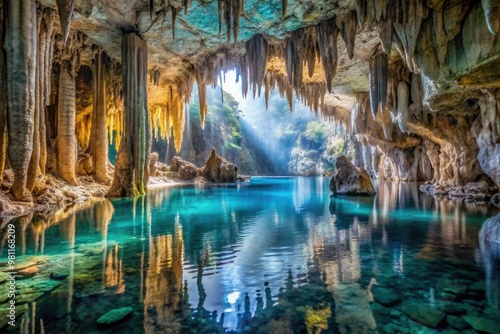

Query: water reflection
[0,179,499,333]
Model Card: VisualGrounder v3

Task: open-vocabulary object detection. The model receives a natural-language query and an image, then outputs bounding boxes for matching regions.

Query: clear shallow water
[1,177,499,333]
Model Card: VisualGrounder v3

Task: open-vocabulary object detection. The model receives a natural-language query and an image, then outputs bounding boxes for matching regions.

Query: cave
[0,0,500,332]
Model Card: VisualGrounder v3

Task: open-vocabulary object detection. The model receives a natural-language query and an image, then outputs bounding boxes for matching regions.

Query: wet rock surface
[330,156,376,196]
[201,148,237,183]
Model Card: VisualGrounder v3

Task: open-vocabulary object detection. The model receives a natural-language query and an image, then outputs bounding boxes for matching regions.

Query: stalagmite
[397,81,409,131]
[482,0,500,34]
[245,34,267,97]
[5,0,37,201]
[90,50,108,182]
[107,32,150,197]
[341,11,357,60]
[57,56,78,185]
[316,18,338,93]
[55,0,75,44]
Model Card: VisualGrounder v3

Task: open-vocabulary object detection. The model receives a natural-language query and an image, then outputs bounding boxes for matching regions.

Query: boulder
[201,148,237,183]
[97,306,133,326]
[330,156,376,196]
[178,163,199,180]
[76,153,93,176]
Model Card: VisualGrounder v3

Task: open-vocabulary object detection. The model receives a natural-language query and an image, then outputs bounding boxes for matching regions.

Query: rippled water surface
[1,177,500,333]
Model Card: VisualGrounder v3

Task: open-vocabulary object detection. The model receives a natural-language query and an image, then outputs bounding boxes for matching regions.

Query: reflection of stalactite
[105,244,125,294]
[144,224,184,333]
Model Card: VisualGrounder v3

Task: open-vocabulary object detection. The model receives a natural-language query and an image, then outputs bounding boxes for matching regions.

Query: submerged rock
[201,148,237,183]
[330,156,376,196]
[462,315,497,333]
[480,213,500,245]
[401,301,446,328]
[97,307,133,326]
[372,286,401,306]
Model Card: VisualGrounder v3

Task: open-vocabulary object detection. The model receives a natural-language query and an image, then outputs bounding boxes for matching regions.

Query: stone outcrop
[170,156,199,180]
[201,148,237,183]
[330,156,376,196]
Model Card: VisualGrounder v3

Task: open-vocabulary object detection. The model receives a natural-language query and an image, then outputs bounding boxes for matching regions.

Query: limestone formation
[107,33,150,197]
[201,148,237,183]
[330,156,376,196]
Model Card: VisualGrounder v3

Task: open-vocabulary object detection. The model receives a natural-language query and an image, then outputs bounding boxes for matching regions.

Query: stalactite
[285,28,304,89]
[39,8,56,175]
[282,0,287,18]
[341,11,357,60]
[303,27,317,78]
[378,15,393,55]
[5,0,37,201]
[354,0,366,27]
[369,53,388,116]
[224,0,231,42]
[316,18,338,93]
[217,0,223,36]
[482,0,500,34]
[393,0,426,72]
[374,0,388,22]
[55,0,75,44]
[240,56,248,98]
[232,0,241,45]
[90,49,108,182]
[196,71,207,128]
[246,34,268,97]
[397,81,409,131]
[171,6,178,40]
[107,32,150,197]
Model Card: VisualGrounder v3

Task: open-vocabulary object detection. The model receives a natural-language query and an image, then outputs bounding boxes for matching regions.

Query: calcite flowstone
[330,156,376,196]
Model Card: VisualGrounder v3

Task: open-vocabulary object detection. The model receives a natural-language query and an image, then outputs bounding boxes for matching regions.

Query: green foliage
[303,121,329,143]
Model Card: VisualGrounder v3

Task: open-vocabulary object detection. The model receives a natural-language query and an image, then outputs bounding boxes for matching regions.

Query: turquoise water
[1,177,499,333]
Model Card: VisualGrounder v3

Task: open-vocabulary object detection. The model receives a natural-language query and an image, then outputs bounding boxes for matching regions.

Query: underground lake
[1,177,499,333]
